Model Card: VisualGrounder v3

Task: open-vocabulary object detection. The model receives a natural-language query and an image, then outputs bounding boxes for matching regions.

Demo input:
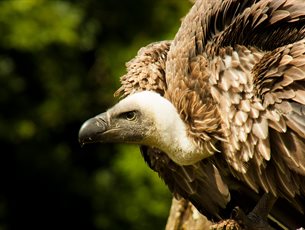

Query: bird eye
[124,111,137,121]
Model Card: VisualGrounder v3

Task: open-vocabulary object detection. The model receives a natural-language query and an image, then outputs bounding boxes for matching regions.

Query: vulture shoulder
[114,41,170,97]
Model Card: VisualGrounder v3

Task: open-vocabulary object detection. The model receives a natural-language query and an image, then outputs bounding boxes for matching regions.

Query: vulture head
[79,91,211,165]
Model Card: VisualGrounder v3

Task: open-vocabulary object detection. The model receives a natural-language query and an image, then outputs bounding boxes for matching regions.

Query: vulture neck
[142,92,212,165]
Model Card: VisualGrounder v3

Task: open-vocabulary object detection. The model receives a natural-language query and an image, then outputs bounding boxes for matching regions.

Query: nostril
[96,117,106,127]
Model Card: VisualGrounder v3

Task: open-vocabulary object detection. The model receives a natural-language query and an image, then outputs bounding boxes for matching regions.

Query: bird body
[79,0,305,228]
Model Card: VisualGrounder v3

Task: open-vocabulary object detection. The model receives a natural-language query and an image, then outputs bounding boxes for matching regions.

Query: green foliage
[0,0,84,50]
[0,0,191,229]
[93,145,171,230]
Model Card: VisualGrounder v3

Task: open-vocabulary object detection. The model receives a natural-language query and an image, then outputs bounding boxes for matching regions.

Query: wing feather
[140,146,230,219]
[114,41,170,98]
[164,0,305,212]
[254,40,305,178]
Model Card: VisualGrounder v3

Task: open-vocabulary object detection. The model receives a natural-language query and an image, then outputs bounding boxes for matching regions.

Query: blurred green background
[0,0,191,229]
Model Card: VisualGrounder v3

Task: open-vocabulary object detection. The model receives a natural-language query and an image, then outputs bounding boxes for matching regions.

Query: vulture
[79,0,305,228]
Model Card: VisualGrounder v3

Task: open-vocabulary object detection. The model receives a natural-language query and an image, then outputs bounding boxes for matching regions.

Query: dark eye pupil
[125,111,135,120]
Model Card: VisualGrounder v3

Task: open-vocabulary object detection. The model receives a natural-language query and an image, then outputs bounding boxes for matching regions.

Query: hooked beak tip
[78,116,107,146]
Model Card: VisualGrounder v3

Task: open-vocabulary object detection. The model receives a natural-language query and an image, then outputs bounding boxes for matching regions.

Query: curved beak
[78,113,108,146]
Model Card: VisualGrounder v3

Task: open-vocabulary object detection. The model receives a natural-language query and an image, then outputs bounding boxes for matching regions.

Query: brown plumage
[114,41,170,97]
[80,0,305,228]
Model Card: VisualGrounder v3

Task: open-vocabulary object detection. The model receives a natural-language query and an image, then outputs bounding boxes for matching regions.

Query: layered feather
[115,0,305,225]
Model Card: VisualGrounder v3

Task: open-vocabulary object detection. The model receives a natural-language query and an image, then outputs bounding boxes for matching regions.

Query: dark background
[0,1,191,229]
